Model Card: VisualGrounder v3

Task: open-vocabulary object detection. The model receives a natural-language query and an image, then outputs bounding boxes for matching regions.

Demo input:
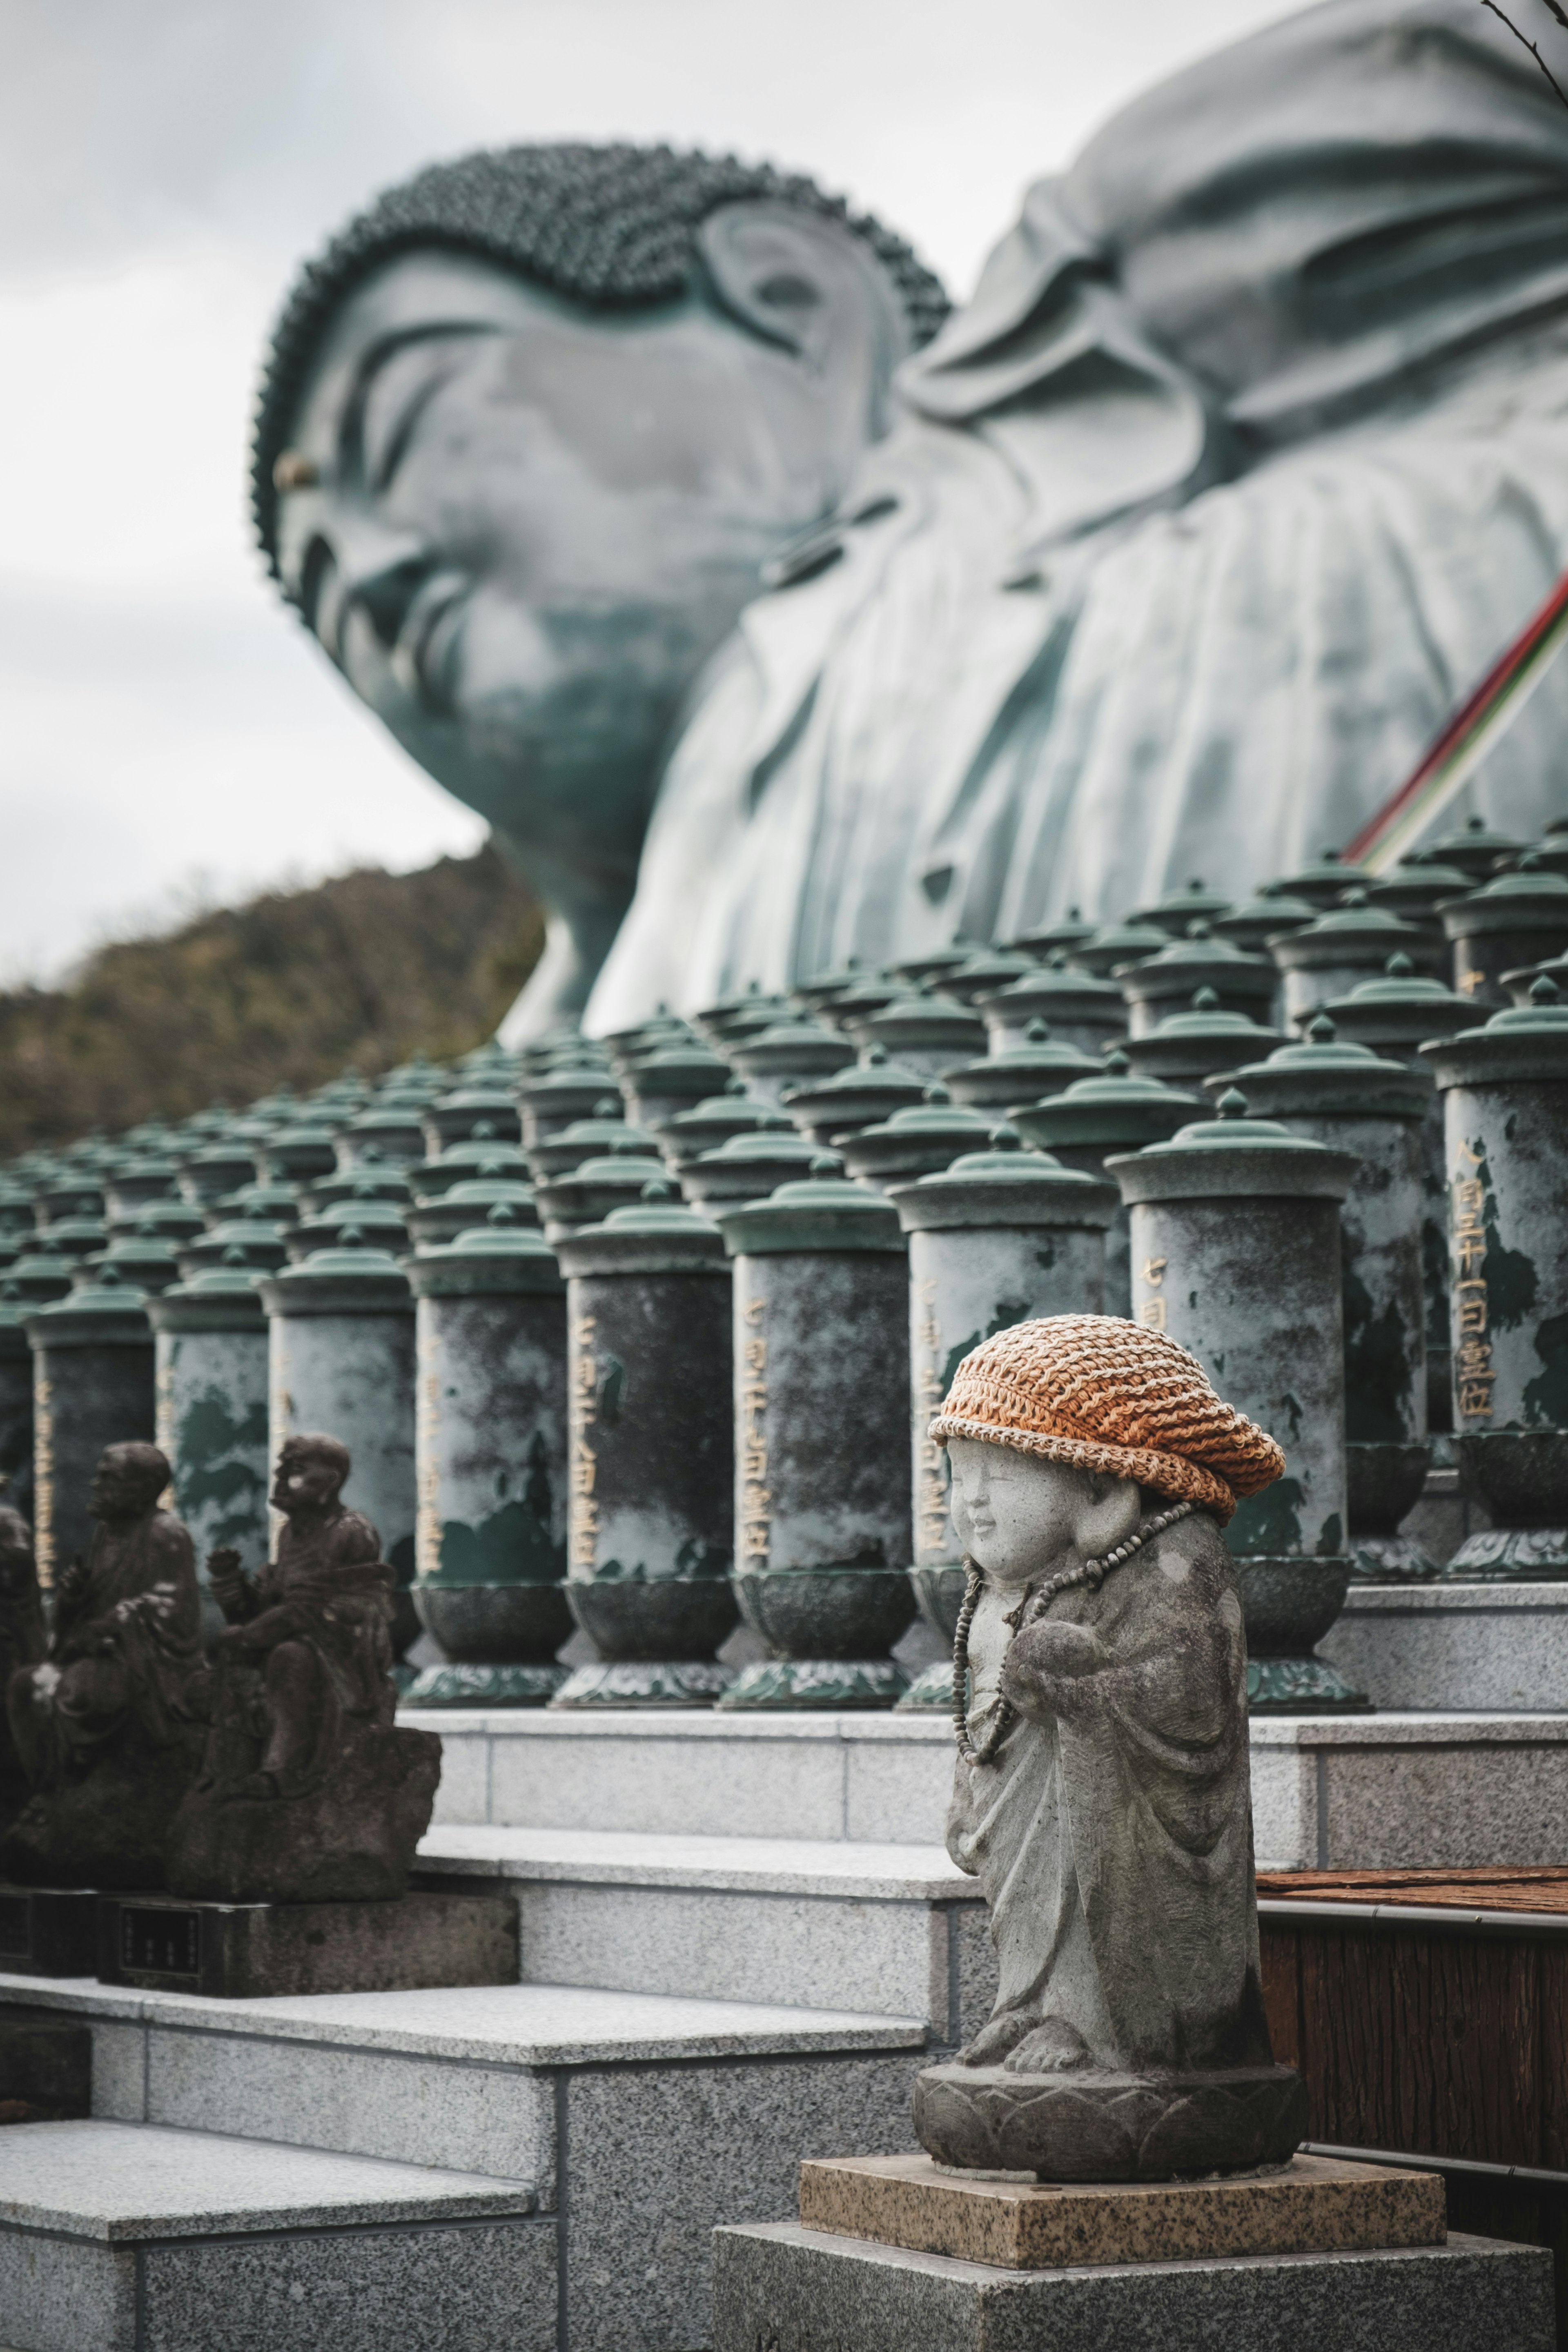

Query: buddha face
[271,1438,347,1515]
[272,222,909,1032]
[89,1443,171,1524]
[947,1438,1140,1588]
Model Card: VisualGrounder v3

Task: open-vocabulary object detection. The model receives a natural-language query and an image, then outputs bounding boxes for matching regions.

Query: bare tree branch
[1537,0,1568,34]
[1483,0,1568,106]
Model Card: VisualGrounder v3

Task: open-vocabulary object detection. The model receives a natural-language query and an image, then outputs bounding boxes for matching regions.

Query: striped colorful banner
[1345,568,1568,875]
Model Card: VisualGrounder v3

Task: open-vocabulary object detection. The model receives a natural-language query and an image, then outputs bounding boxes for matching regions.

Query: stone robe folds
[588,0,1568,1027]
[952,1523,1268,2077]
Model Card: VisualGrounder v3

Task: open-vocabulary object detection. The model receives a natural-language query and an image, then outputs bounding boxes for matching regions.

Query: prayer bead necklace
[951,1498,1199,1765]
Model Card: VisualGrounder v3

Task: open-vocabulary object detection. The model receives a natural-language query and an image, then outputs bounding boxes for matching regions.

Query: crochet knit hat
[929,1313,1285,1523]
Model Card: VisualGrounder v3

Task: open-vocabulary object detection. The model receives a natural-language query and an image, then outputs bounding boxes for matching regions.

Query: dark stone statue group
[0,1434,437,1902]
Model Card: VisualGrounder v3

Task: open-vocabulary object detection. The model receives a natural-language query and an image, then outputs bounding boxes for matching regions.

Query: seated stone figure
[0,1507,45,1824]
[590,0,1568,1022]
[167,1432,440,1903]
[253,144,946,1038]
[2,1444,206,1889]
[913,1315,1306,2180]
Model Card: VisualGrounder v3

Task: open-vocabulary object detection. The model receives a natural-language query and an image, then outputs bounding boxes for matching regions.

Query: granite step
[0,1974,932,2352]
[0,2117,548,2352]
[413,1826,990,2031]
[409,1703,1568,1870]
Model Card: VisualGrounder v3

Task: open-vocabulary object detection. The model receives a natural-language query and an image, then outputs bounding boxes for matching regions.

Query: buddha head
[253,144,947,1037]
[270,1432,351,1517]
[89,1442,172,1525]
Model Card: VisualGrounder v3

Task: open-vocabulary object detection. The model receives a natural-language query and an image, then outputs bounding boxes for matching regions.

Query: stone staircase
[9,1700,1568,2349]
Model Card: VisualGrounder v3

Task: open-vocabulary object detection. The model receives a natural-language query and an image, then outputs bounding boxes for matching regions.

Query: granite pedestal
[1321,1582,1568,1711]
[94,1889,518,1999]
[712,2218,1553,2352]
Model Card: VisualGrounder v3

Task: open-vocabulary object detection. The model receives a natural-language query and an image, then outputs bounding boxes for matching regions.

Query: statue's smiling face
[272,247,871,894]
[947,1438,1140,1587]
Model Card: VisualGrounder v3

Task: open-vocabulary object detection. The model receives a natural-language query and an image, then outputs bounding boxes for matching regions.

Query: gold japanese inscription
[1451,1147,1494,1424]
[569,1312,601,1568]
[740,1292,770,1566]
[915,1278,949,1558]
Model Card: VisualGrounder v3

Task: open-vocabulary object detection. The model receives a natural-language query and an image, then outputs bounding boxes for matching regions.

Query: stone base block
[0,1884,98,1977]
[712,2221,1555,2352]
[0,2118,548,2352]
[797,2150,1443,2268]
[551,1660,734,1708]
[913,2059,1306,2181]
[1320,1581,1568,1710]
[166,1717,442,1904]
[95,1889,519,1998]
[0,2002,91,2123]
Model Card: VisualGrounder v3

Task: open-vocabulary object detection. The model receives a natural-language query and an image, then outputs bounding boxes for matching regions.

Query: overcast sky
[0,0,1293,982]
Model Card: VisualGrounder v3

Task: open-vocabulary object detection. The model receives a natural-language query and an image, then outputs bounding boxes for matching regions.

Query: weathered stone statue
[589,0,1568,1024]
[2,1443,206,1888]
[913,1316,1307,2179]
[0,1508,45,1822]
[166,1432,440,1902]
[254,144,947,1038]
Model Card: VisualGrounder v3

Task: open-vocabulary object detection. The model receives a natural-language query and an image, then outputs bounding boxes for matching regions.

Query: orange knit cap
[930,1313,1285,1523]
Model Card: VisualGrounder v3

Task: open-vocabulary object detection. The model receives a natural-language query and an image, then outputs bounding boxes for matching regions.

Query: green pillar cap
[1106,1085,1356,1204]
[889,1122,1118,1234]
[1422,812,1526,876]
[26,1261,154,1346]
[1421,970,1568,1087]
[1437,854,1568,938]
[1010,906,1098,958]
[716,1155,906,1256]
[1264,849,1371,905]
[1133,876,1234,933]
[1207,1011,1431,1118]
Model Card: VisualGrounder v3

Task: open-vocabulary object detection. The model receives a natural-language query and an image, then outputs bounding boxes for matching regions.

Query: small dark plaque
[0,1893,29,1962]
[120,1904,201,1982]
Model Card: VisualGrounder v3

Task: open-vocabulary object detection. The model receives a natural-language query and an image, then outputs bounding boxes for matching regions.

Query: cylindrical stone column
[0,1283,35,1522]
[661,1081,795,1175]
[1439,858,1568,1012]
[25,1270,156,1590]
[1269,893,1434,1029]
[516,1054,621,1150]
[726,1020,856,1107]
[715,1162,915,1708]
[148,1259,270,1633]
[680,1131,822,1213]
[942,1022,1099,1115]
[406,1212,572,1707]
[1122,989,1284,1091]
[1212,1018,1435,1579]
[1009,1051,1204,1316]
[407,1172,539,1250]
[620,1044,733,1136]
[552,1186,736,1704]
[1109,1095,1364,1711]
[778,1047,928,1149]
[1323,954,1478,1433]
[1062,918,1168,978]
[1210,891,1317,958]
[858,989,987,1078]
[1119,924,1278,1040]
[976,957,1127,1059]
[525,1105,659,1188]
[889,1132,1118,1711]
[535,1146,674,1243]
[936,945,1035,1006]
[838,1091,993,1192]
[259,1235,418,1654]
[1421,977,1568,1576]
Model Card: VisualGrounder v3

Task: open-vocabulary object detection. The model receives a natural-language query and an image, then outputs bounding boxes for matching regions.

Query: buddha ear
[697,200,908,374]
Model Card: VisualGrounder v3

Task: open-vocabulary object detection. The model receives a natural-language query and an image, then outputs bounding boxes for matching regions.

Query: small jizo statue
[913,1315,1307,2181]
[166,1432,439,1905]
[2,1443,206,1888]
